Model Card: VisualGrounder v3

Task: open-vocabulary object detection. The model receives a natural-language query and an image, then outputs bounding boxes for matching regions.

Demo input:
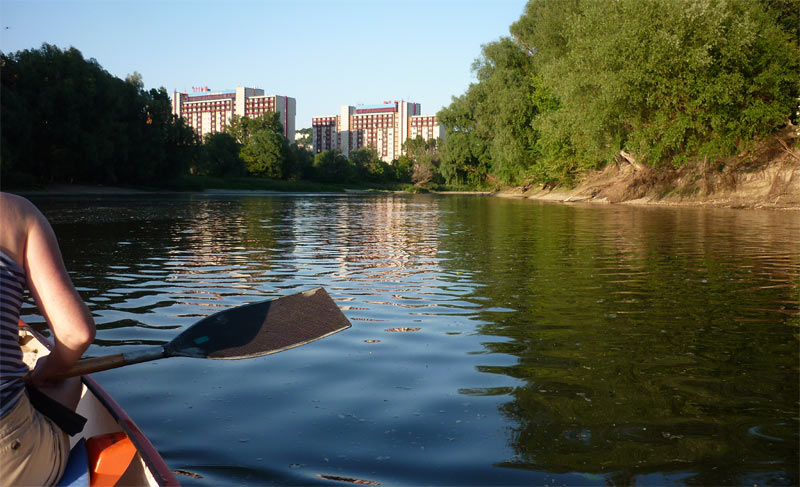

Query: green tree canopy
[226,112,291,178]
[1,44,198,187]
[312,150,353,183]
[438,0,800,187]
[403,136,443,186]
[225,112,285,145]
[351,147,393,183]
[527,0,800,167]
[198,132,244,177]
[438,94,491,187]
[240,128,290,178]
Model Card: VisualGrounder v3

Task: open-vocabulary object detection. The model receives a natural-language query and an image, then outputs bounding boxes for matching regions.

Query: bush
[197,133,244,177]
[312,150,353,183]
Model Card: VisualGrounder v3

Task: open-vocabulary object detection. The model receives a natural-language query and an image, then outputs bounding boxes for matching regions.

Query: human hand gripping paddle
[52,287,351,380]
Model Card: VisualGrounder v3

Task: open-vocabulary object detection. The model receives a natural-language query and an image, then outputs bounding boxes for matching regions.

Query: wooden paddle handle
[55,347,167,380]
[56,354,126,380]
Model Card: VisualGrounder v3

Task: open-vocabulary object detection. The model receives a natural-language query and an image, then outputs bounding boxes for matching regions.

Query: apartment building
[172,87,296,142]
[311,116,339,153]
[312,101,444,162]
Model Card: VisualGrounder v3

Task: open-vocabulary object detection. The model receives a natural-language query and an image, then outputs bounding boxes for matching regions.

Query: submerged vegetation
[436,0,799,187]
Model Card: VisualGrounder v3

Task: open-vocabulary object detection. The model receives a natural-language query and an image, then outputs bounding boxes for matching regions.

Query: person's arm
[24,205,96,386]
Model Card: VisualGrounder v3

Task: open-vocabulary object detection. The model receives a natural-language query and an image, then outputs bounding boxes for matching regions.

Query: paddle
[53,287,351,380]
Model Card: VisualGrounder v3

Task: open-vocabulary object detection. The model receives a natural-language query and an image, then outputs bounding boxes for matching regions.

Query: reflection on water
[438,199,799,486]
[26,194,799,486]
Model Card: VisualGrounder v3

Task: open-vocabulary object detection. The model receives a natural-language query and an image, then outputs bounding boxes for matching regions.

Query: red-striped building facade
[312,101,444,162]
[172,87,296,142]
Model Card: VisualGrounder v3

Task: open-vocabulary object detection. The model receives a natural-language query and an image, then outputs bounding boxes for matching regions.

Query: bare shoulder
[1,192,38,215]
[0,193,48,263]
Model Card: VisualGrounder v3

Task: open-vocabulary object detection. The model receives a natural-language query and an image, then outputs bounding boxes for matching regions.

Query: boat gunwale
[81,373,180,486]
[19,322,179,486]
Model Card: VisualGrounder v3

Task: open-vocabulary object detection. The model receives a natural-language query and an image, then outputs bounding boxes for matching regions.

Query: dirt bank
[498,125,800,210]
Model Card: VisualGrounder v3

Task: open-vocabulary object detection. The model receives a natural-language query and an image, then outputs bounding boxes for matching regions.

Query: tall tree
[240,128,290,178]
[524,0,800,168]
[1,44,199,187]
[225,112,284,145]
[312,150,353,183]
[438,0,800,187]
[438,94,490,187]
[226,112,291,178]
[198,132,244,177]
[350,147,391,183]
[403,136,443,186]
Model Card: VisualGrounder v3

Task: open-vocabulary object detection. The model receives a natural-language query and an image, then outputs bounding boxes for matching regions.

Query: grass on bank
[170,175,421,193]
[2,171,490,195]
[170,175,492,193]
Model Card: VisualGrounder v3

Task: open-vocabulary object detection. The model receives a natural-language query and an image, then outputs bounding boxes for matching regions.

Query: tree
[198,133,244,177]
[403,136,443,186]
[437,0,800,186]
[392,156,413,183]
[226,112,284,145]
[469,37,542,184]
[437,34,547,187]
[287,142,313,180]
[225,112,291,178]
[350,147,391,183]
[438,94,491,187]
[441,131,490,187]
[312,150,353,183]
[240,129,289,178]
[519,0,800,168]
[125,71,144,89]
[0,44,199,187]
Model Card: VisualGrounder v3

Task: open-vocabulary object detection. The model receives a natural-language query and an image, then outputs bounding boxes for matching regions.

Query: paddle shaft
[54,347,167,381]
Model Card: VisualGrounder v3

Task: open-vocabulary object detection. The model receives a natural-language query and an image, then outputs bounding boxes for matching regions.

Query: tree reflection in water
[438,197,799,486]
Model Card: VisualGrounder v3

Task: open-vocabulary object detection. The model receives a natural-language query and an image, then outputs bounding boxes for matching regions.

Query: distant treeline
[435,0,799,187]
[1,45,198,187]
[0,44,431,189]
[195,112,437,186]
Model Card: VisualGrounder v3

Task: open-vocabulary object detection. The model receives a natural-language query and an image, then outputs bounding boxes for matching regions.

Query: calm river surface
[23,193,800,486]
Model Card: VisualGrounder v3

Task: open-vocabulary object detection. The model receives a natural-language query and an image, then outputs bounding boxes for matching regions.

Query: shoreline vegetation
[2,0,798,210]
[498,124,800,210]
[12,119,800,210]
[14,123,799,211]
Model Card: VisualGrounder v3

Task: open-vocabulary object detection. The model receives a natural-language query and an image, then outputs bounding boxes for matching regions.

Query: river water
[23,193,799,486]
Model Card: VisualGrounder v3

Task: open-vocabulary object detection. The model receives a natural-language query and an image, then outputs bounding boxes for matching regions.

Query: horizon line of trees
[196,112,446,186]
[0,44,443,189]
[433,0,799,188]
[1,44,199,187]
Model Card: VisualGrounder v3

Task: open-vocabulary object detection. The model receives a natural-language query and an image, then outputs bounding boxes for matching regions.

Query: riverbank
[9,127,798,209]
[497,126,800,210]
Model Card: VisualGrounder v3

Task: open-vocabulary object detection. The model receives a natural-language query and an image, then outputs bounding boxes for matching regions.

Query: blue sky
[1,0,527,129]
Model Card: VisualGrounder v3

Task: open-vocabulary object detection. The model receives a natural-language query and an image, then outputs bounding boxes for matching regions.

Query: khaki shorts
[0,391,69,487]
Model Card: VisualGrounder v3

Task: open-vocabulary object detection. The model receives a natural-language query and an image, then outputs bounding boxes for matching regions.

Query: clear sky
[1,0,528,130]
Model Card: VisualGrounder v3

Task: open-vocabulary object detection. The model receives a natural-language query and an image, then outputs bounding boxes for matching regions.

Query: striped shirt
[0,249,28,418]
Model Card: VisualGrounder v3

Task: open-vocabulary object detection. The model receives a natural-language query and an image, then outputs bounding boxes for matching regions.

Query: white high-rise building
[172,87,296,142]
[312,101,444,162]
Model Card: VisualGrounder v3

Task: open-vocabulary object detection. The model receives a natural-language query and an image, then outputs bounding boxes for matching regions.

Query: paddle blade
[165,288,351,360]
